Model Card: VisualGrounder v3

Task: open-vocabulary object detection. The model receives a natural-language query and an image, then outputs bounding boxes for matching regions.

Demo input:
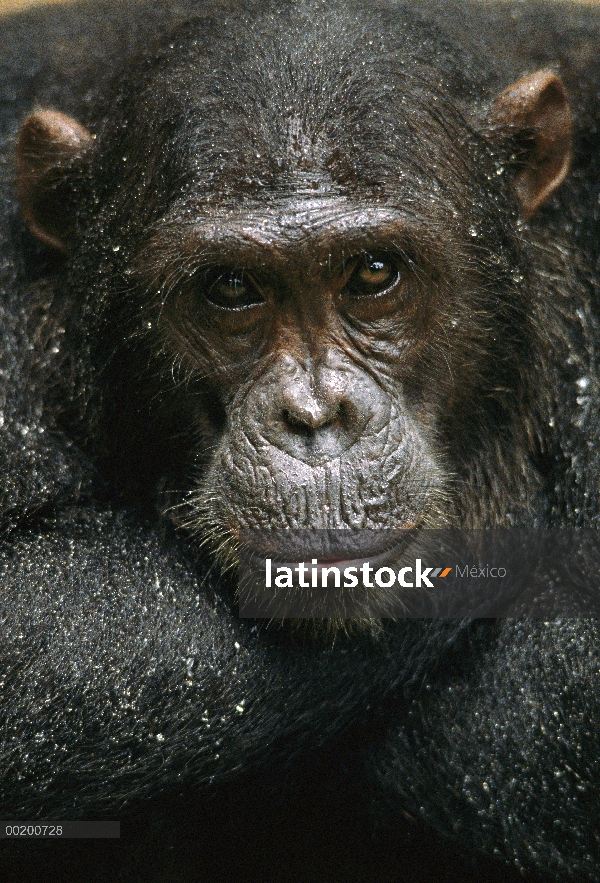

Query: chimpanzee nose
[277,388,362,463]
[259,352,384,465]
[282,397,338,432]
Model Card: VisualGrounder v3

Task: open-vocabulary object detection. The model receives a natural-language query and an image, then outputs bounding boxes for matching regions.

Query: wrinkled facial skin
[159,209,449,535]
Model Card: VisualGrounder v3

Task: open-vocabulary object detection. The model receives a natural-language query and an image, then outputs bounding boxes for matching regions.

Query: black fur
[1,1,600,881]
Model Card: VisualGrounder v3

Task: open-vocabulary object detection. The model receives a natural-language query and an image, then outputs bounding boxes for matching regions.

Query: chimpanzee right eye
[202,268,265,310]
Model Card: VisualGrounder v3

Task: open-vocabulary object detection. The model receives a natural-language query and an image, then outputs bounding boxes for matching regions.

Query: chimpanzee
[1,0,600,881]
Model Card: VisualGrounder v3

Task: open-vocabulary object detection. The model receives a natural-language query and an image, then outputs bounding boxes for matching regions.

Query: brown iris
[343,253,401,298]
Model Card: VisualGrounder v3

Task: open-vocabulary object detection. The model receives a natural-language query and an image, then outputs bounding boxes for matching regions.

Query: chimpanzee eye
[343,253,401,298]
[202,268,264,310]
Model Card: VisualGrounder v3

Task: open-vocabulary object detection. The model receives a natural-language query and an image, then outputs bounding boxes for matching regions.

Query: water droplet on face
[468,226,478,237]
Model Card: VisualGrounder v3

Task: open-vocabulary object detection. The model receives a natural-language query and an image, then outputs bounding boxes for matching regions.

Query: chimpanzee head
[17,3,571,560]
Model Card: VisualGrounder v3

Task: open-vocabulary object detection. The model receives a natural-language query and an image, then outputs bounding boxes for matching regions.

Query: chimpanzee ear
[489,70,572,220]
[17,109,93,251]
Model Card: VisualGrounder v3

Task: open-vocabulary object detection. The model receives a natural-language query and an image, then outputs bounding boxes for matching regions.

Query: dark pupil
[217,272,245,298]
[227,273,244,291]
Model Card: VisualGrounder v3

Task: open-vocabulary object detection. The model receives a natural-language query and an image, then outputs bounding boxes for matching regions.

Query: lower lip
[243,526,422,570]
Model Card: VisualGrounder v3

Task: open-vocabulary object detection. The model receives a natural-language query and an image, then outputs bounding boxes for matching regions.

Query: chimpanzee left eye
[343,253,401,298]
[202,268,264,310]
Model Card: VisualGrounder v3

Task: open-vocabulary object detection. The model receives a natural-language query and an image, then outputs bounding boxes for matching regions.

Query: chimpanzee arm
[0,503,468,820]
[363,619,600,881]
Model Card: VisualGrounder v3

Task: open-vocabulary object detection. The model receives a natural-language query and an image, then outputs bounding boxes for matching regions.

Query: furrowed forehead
[158,203,406,256]
[139,198,462,281]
